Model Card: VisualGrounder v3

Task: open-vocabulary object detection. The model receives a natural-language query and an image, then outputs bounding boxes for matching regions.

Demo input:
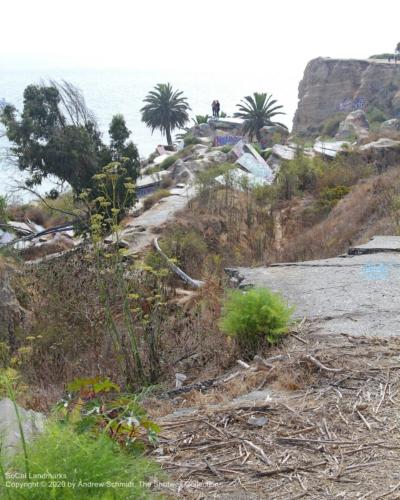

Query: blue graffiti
[361,263,390,281]
[214,135,242,147]
[336,96,366,112]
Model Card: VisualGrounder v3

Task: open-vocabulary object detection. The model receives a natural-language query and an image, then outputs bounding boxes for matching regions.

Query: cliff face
[292,57,400,135]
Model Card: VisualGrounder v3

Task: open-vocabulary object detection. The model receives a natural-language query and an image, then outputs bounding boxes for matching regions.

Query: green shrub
[315,185,351,214]
[194,114,209,124]
[369,53,395,59]
[221,145,232,153]
[159,154,179,170]
[219,288,294,355]
[183,134,201,147]
[321,113,346,137]
[1,423,159,499]
[0,196,8,224]
[366,107,387,124]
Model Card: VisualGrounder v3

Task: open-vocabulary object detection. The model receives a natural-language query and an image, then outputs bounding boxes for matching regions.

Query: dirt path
[120,185,196,255]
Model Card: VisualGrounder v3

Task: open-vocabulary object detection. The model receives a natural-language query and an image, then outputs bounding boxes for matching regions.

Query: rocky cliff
[293,57,400,135]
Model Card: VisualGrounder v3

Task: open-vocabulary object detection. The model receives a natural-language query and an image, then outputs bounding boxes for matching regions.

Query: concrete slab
[349,235,400,255]
[226,250,400,337]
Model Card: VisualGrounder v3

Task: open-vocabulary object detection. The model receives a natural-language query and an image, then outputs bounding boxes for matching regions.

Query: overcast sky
[1,0,399,72]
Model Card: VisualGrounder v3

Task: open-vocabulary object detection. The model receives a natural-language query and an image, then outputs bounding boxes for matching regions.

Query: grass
[142,189,171,211]
[1,422,159,499]
[159,154,179,170]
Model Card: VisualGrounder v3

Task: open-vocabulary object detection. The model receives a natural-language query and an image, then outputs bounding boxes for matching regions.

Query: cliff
[292,57,400,135]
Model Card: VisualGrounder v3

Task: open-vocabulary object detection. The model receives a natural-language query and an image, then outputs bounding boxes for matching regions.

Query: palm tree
[141,83,190,147]
[234,92,286,142]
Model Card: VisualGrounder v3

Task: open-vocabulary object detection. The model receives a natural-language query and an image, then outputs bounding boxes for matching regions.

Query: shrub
[194,114,209,124]
[158,228,207,274]
[2,423,159,499]
[221,145,232,153]
[142,189,171,211]
[321,113,346,137]
[219,288,294,355]
[0,196,8,224]
[159,154,179,170]
[315,185,351,214]
[366,106,387,124]
[183,134,201,147]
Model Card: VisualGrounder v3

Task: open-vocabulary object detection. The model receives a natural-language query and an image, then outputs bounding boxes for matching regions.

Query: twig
[376,481,400,499]
[356,410,372,431]
[304,354,343,373]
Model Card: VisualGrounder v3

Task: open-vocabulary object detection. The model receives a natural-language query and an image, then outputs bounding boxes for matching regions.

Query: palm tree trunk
[166,126,172,147]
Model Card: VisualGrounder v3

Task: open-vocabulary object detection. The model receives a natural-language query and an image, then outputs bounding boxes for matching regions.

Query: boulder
[259,125,289,147]
[335,110,369,140]
[380,119,400,132]
[0,398,45,459]
[191,123,212,138]
[204,150,228,164]
[360,137,400,151]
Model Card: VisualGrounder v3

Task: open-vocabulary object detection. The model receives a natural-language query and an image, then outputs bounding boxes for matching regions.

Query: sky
[1,0,399,73]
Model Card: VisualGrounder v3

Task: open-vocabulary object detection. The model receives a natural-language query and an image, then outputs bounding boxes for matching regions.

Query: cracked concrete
[226,236,400,337]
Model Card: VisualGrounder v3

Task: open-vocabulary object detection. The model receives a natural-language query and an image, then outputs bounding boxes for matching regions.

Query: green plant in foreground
[1,423,159,499]
[57,377,160,451]
[219,288,294,354]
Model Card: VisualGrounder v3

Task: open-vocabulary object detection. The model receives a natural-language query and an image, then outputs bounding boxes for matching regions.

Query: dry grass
[142,189,172,211]
[148,327,400,498]
[278,167,400,262]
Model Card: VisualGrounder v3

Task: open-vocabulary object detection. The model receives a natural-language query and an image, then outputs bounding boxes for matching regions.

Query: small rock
[175,373,187,388]
[247,415,268,427]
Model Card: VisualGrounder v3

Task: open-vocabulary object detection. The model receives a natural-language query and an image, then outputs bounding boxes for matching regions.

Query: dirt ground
[145,321,400,499]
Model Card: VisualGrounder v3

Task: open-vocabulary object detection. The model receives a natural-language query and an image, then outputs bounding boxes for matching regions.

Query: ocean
[0,67,298,200]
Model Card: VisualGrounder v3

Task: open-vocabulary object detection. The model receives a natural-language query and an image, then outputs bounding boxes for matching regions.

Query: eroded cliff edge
[292,57,400,135]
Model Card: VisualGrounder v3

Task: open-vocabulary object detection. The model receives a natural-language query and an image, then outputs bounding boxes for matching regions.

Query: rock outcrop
[335,110,369,140]
[293,57,400,135]
[0,398,45,459]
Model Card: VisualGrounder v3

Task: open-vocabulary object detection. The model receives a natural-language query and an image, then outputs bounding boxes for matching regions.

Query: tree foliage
[234,92,286,142]
[0,81,140,200]
[141,83,190,146]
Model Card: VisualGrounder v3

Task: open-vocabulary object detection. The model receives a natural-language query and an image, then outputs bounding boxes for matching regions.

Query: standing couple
[211,100,220,118]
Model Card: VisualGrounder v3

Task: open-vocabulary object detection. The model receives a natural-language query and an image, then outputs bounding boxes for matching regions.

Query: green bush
[194,114,209,124]
[159,154,179,170]
[0,196,8,224]
[219,288,294,354]
[183,134,201,147]
[315,185,351,214]
[1,423,159,499]
[221,145,232,153]
[366,107,387,124]
[321,113,346,137]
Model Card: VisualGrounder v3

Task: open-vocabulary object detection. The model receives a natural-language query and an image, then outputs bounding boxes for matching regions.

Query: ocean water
[0,67,298,200]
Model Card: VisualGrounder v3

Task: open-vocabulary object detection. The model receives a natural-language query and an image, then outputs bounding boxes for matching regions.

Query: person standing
[215,100,220,118]
[211,100,217,117]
